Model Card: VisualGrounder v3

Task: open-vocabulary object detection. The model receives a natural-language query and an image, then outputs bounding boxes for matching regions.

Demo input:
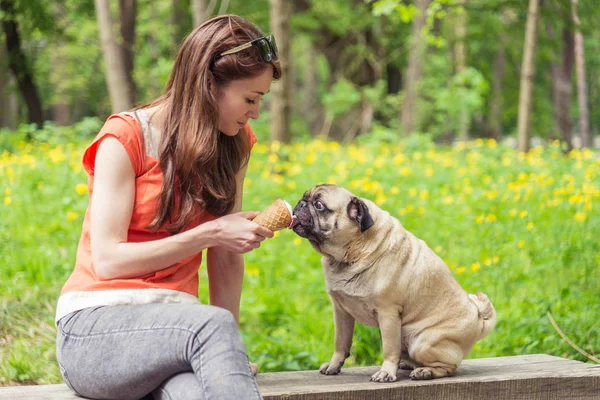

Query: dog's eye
[314,200,325,211]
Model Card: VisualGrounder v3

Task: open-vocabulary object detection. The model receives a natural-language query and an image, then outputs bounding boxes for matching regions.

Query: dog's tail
[469,291,496,339]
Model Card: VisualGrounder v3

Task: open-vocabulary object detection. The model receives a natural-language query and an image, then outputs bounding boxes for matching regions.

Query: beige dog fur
[291,184,496,382]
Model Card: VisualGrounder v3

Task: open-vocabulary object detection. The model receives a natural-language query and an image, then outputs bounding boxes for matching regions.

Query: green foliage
[1,132,598,384]
[322,79,362,118]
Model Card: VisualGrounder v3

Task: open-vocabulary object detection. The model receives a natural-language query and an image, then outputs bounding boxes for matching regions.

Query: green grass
[1,135,598,384]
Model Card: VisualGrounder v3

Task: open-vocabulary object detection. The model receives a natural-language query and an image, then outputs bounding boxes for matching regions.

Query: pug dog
[291,184,496,382]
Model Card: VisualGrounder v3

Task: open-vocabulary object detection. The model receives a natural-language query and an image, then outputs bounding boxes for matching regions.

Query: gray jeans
[56,303,263,400]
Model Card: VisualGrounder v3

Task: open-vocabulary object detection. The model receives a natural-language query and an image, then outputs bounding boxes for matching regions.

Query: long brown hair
[144,15,281,234]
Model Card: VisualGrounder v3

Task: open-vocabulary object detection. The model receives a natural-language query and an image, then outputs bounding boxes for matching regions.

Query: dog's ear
[347,197,374,232]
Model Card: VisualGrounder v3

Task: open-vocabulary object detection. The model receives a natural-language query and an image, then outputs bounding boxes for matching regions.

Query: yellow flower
[246,267,260,277]
[443,196,454,205]
[408,188,417,197]
[305,153,316,165]
[4,196,11,205]
[293,238,302,246]
[287,181,296,190]
[399,167,412,176]
[487,138,497,148]
[75,184,88,195]
[519,210,528,218]
[268,153,279,163]
[471,262,481,272]
[518,240,525,248]
[425,166,434,177]
[419,190,430,201]
[434,246,443,253]
[527,222,534,231]
[456,266,466,275]
[270,140,281,153]
[67,211,79,221]
[509,209,517,217]
[485,214,497,222]
[493,256,499,263]
[273,231,280,238]
[484,258,492,266]
[574,213,586,222]
[4,187,11,196]
[376,193,388,204]
[391,186,400,195]
[475,215,484,224]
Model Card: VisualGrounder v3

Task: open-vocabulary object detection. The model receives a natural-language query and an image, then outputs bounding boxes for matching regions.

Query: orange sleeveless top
[55,112,257,322]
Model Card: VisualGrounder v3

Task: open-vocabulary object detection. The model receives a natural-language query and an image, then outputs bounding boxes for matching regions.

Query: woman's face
[216,66,274,136]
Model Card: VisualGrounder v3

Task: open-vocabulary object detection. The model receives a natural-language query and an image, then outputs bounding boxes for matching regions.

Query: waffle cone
[253,199,293,231]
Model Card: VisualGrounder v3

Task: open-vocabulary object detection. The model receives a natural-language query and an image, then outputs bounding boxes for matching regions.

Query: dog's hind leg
[398,351,417,370]
[408,339,461,380]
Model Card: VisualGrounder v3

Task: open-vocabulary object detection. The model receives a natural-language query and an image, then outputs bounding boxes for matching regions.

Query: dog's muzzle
[292,200,314,238]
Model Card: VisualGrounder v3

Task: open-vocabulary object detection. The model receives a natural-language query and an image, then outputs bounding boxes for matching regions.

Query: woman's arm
[206,163,251,324]
[91,138,271,280]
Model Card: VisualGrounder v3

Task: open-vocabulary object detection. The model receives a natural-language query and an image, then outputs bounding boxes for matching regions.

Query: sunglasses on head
[219,35,278,63]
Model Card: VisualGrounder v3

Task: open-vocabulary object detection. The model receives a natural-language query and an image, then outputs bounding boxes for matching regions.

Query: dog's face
[292,184,374,256]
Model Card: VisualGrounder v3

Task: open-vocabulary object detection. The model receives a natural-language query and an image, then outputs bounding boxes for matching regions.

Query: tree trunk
[269,0,292,143]
[1,0,43,127]
[119,0,137,104]
[95,0,134,113]
[172,0,192,45]
[516,0,540,153]
[0,45,20,129]
[400,0,430,135]
[0,47,6,127]
[487,37,505,140]
[302,40,320,133]
[571,0,590,148]
[191,0,216,27]
[454,0,468,141]
[549,24,574,150]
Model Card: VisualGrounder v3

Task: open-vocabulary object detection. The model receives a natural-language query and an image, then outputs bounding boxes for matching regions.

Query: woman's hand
[212,211,274,253]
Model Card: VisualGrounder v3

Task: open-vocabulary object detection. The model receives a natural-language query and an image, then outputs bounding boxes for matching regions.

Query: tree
[548,22,574,150]
[400,0,430,135]
[119,0,137,104]
[0,45,19,129]
[453,0,468,141]
[486,10,513,140]
[95,0,134,113]
[0,0,43,126]
[192,0,214,27]
[516,0,540,152]
[571,0,589,148]
[269,0,291,143]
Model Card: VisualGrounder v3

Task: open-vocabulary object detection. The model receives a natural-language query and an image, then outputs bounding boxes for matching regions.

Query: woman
[55,15,281,400]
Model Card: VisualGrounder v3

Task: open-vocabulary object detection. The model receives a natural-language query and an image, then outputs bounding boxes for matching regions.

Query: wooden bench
[1,354,599,399]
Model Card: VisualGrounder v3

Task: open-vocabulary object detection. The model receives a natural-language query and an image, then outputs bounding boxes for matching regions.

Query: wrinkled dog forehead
[307,184,353,208]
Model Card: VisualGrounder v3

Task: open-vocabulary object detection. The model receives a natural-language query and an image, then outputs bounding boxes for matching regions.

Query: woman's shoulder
[82,112,145,176]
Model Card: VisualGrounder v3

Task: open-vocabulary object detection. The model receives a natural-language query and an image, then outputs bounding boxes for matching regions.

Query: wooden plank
[0,355,598,399]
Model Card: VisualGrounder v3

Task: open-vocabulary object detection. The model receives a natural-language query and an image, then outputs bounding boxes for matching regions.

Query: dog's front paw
[370,364,398,383]
[319,361,343,375]
[409,367,433,380]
